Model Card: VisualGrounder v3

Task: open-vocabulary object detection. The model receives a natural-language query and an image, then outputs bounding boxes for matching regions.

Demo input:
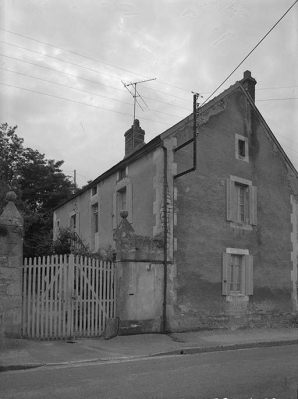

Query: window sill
[226,294,249,302]
[229,221,253,231]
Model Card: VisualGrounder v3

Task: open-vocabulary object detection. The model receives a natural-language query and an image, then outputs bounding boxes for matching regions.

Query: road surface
[0,345,297,398]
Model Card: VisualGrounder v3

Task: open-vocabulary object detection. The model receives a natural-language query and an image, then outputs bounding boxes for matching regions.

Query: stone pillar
[0,191,23,338]
[113,211,164,335]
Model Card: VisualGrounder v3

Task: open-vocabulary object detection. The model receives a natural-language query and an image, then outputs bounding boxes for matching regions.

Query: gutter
[162,145,168,333]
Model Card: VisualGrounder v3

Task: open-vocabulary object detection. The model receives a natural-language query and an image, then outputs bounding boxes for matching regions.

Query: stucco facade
[54,71,298,331]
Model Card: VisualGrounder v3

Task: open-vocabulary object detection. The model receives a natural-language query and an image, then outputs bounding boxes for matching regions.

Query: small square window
[235,134,249,162]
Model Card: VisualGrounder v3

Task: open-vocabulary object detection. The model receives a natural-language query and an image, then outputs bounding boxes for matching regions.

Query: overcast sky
[1,0,297,187]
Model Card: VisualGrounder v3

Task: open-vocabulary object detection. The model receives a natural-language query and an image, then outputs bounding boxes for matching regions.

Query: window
[235,183,248,223]
[235,134,249,162]
[92,186,97,196]
[222,251,253,296]
[92,203,99,233]
[238,140,245,157]
[230,255,242,293]
[227,176,257,225]
[118,167,127,181]
[70,214,76,230]
[118,188,126,214]
[112,183,133,228]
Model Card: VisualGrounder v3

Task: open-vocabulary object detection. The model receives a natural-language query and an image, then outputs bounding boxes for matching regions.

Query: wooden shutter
[245,255,253,295]
[241,258,246,294]
[112,192,117,229]
[226,178,234,221]
[222,253,231,295]
[127,183,133,224]
[249,186,257,225]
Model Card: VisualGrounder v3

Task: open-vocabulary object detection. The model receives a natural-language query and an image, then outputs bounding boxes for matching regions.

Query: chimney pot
[124,119,145,158]
[241,70,257,102]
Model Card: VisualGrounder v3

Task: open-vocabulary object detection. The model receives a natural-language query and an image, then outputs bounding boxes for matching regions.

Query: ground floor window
[222,250,253,296]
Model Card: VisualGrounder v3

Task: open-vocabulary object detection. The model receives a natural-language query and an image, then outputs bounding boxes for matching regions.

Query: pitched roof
[54,72,297,210]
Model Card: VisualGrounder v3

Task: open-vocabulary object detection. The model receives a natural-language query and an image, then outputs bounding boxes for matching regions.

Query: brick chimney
[124,119,145,158]
[240,70,257,102]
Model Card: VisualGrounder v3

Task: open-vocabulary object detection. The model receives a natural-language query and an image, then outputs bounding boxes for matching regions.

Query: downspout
[162,145,168,333]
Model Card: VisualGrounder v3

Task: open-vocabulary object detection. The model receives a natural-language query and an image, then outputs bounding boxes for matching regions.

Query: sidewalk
[0,328,297,372]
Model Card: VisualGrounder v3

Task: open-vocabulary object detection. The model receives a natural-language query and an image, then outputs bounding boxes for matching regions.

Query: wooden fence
[22,254,116,340]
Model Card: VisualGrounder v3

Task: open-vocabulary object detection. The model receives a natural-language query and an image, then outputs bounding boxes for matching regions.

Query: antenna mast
[122,78,156,121]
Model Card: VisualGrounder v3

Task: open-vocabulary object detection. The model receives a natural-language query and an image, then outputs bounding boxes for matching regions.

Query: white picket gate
[22,254,116,340]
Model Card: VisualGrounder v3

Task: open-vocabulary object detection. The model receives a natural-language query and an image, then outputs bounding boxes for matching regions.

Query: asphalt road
[0,345,297,399]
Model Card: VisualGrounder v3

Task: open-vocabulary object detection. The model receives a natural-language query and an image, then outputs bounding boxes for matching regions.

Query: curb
[0,339,297,373]
[151,339,298,357]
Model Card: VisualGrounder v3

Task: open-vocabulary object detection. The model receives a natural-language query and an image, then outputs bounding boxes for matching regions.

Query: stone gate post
[0,191,23,338]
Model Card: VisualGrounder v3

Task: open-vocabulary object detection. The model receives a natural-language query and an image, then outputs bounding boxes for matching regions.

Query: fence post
[67,254,75,340]
[0,191,24,338]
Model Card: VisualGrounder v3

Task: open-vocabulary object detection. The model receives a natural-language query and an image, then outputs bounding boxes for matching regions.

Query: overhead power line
[0,67,184,119]
[257,98,298,101]
[0,27,194,94]
[0,53,191,112]
[0,81,173,126]
[0,39,192,103]
[200,0,298,107]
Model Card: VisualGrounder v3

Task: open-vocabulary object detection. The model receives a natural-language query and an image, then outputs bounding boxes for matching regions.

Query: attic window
[238,140,245,157]
[118,167,127,181]
[92,186,97,196]
[235,134,249,162]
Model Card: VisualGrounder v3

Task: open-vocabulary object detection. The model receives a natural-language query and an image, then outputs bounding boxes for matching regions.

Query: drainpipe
[162,146,168,333]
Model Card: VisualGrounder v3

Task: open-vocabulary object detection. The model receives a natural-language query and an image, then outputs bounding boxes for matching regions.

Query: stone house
[53,71,298,331]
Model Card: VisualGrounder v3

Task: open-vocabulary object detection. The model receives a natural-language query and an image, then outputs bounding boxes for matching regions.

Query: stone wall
[0,192,23,338]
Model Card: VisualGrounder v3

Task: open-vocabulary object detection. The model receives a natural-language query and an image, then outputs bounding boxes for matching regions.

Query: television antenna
[122,78,156,121]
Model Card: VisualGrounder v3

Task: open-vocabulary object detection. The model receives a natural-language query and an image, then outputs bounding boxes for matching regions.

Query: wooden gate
[22,254,116,339]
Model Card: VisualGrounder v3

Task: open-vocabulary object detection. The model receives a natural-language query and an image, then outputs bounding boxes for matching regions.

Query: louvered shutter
[241,259,246,294]
[249,186,257,225]
[222,253,231,295]
[226,178,234,221]
[245,255,253,295]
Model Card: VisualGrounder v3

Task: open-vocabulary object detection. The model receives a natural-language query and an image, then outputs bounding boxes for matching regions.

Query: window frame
[92,202,99,234]
[222,249,253,296]
[227,176,257,226]
[235,134,249,162]
[113,182,133,229]
[91,185,97,196]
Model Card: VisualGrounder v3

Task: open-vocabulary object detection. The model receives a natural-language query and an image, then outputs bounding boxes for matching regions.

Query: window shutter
[112,192,117,229]
[127,183,133,224]
[249,186,257,225]
[222,253,231,295]
[241,259,246,295]
[226,178,233,221]
[245,255,253,295]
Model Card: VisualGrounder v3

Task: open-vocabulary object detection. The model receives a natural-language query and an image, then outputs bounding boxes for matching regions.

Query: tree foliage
[0,123,78,258]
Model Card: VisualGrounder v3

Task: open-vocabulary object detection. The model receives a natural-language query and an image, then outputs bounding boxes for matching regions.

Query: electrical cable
[0,67,185,119]
[0,27,194,94]
[199,0,298,107]
[0,39,192,103]
[0,54,191,111]
[0,81,173,126]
